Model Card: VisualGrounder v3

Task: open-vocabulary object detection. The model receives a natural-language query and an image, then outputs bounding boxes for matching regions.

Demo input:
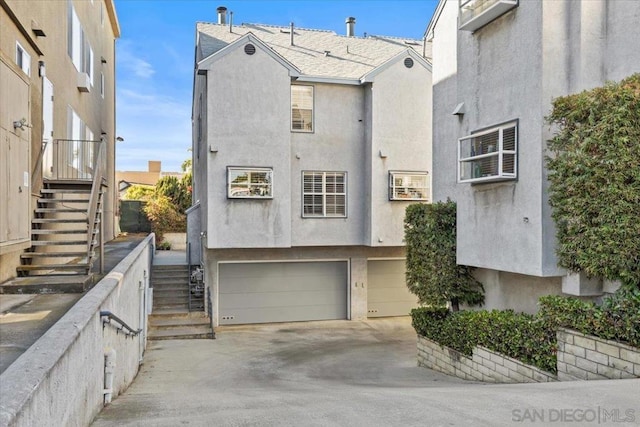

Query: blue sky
[115,0,439,172]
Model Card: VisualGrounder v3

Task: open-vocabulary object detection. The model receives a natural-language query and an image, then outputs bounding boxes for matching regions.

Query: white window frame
[302,171,347,218]
[227,167,273,199]
[68,1,94,86]
[389,172,430,201]
[458,121,518,184]
[291,85,314,133]
[459,0,519,32]
[16,42,31,76]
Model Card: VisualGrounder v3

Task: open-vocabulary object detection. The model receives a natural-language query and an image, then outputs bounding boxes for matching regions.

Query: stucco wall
[0,235,152,427]
[368,58,432,247]
[204,43,292,249]
[290,83,366,247]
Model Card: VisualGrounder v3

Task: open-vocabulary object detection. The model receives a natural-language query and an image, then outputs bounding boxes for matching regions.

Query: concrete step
[152,281,189,288]
[150,309,206,318]
[153,302,190,310]
[21,251,91,259]
[149,316,211,329]
[32,218,87,224]
[0,275,93,293]
[35,207,87,213]
[152,266,189,272]
[148,327,214,340]
[31,239,93,246]
[38,198,88,204]
[42,188,91,194]
[17,264,89,272]
[31,229,88,235]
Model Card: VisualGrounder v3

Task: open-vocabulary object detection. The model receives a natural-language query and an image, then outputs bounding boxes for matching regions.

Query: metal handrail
[100,310,141,337]
[206,287,216,339]
[87,141,107,273]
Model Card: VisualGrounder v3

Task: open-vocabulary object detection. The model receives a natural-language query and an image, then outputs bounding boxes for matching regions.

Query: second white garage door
[218,261,348,325]
[367,260,418,318]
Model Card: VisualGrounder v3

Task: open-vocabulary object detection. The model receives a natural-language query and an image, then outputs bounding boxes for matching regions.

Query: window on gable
[458,121,517,183]
[227,167,273,199]
[389,172,430,201]
[16,42,31,76]
[303,171,346,218]
[291,85,313,132]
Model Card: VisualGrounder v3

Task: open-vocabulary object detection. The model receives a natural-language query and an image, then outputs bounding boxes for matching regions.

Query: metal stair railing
[87,141,106,273]
[100,310,141,337]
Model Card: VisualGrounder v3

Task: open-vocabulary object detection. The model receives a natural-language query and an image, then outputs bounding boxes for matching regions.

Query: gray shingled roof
[196,22,430,80]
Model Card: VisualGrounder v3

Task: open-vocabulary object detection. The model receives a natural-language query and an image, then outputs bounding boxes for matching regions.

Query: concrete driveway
[91,318,640,426]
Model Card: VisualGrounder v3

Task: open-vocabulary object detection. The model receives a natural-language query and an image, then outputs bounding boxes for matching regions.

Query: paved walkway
[91,318,640,426]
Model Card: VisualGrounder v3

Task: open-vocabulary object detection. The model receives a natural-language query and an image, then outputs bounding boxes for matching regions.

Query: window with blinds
[303,171,346,217]
[458,121,517,183]
[227,167,273,199]
[291,85,313,132]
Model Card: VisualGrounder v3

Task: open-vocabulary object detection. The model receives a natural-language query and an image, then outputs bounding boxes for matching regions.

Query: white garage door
[367,260,418,318]
[219,261,348,325]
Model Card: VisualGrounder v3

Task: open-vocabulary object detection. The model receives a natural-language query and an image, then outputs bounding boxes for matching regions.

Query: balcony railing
[42,139,105,181]
[459,0,518,32]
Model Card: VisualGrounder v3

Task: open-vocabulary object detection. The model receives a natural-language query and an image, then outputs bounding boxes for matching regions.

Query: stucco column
[350,257,367,320]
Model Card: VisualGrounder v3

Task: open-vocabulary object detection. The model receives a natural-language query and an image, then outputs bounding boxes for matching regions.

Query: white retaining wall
[0,235,154,427]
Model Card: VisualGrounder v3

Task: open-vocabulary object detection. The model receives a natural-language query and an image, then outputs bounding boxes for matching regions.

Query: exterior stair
[148,264,213,340]
[17,182,102,278]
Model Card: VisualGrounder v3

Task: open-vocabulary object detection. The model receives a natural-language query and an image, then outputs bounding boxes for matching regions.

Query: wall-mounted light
[38,61,46,77]
[379,149,387,159]
[31,20,46,37]
[452,102,465,116]
[101,56,107,64]
[13,118,31,131]
[116,136,124,142]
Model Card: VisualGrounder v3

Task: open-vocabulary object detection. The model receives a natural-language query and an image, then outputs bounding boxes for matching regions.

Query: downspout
[103,348,116,404]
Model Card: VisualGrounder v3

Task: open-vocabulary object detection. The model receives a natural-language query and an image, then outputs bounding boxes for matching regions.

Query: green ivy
[404,200,484,311]
[546,73,640,289]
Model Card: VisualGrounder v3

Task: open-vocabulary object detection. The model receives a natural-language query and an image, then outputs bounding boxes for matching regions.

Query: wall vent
[244,44,256,55]
[404,57,414,68]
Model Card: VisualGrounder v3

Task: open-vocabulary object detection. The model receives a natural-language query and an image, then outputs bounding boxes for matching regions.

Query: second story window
[291,85,313,132]
[303,171,346,218]
[389,172,430,201]
[459,0,519,32]
[15,42,31,76]
[458,121,517,183]
[227,167,273,199]
[68,1,94,86]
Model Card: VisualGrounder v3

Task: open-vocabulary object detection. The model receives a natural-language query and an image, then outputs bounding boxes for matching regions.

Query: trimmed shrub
[143,194,186,240]
[405,200,484,311]
[546,73,640,289]
[539,288,640,348]
[411,308,556,373]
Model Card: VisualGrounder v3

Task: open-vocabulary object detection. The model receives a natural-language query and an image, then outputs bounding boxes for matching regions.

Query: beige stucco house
[0,0,120,282]
[189,9,433,326]
[427,0,640,312]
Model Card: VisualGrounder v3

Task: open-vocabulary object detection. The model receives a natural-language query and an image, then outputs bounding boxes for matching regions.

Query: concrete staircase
[148,264,213,340]
[17,182,101,277]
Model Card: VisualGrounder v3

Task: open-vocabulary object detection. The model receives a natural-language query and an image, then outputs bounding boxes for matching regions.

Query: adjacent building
[0,0,120,282]
[190,9,432,325]
[426,0,640,312]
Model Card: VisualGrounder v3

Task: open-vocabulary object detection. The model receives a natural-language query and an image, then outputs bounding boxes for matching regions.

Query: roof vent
[404,57,414,68]
[244,44,256,55]
[346,17,356,37]
[217,6,227,25]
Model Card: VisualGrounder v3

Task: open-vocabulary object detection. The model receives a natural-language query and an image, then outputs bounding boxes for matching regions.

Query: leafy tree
[122,184,155,201]
[155,175,191,213]
[143,194,186,239]
[546,73,640,289]
[404,200,484,311]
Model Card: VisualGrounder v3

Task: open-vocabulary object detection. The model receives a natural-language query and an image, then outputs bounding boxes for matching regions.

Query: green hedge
[411,307,556,373]
[412,289,640,375]
[539,288,640,348]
